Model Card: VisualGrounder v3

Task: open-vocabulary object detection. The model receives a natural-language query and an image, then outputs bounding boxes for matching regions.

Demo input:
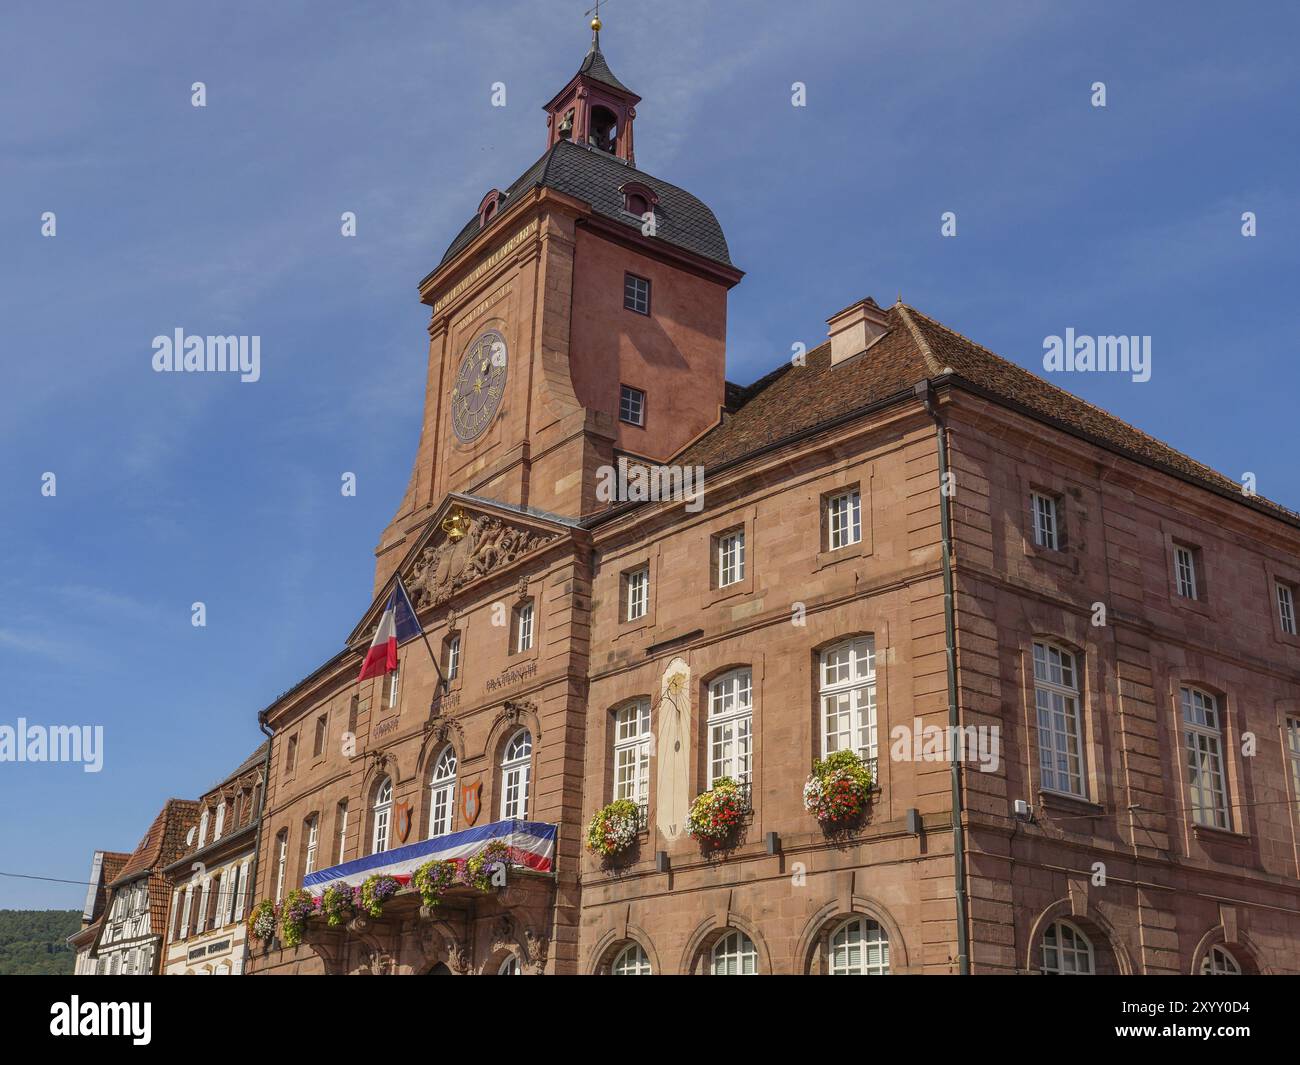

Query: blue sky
[1,0,1297,908]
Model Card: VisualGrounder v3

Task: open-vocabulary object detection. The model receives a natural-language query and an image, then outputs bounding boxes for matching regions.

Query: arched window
[430,747,458,837]
[498,954,521,975]
[610,942,652,975]
[819,638,877,763]
[1040,920,1094,974]
[500,729,532,820]
[335,800,348,864]
[372,777,393,854]
[707,669,753,787]
[1033,641,1085,796]
[1200,944,1242,975]
[589,105,618,152]
[303,814,319,875]
[711,930,758,975]
[1181,686,1230,829]
[273,830,287,903]
[829,917,890,974]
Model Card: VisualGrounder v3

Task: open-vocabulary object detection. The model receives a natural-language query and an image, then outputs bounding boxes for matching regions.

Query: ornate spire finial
[586,1,603,47]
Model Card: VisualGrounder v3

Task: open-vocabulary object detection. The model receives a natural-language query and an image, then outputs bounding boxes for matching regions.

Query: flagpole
[397,575,449,695]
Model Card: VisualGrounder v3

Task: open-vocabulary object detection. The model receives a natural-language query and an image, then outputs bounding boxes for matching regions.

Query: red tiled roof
[678,301,1298,526]
[107,798,200,937]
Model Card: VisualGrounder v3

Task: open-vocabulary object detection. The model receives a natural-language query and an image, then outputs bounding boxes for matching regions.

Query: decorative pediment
[405,506,562,612]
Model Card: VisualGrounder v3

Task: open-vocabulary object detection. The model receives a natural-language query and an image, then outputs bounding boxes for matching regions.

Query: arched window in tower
[589,105,618,153]
[430,747,457,837]
[372,776,393,854]
[500,728,533,820]
[557,108,575,140]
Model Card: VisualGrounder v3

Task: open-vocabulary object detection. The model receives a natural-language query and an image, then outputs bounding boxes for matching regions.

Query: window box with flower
[585,798,641,859]
[686,777,747,846]
[802,750,874,827]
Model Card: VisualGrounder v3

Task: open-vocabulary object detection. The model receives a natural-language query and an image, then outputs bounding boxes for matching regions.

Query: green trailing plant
[462,839,510,892]
[320,883,355,927]
[358,874,401,917]
[413,859,459,908]
[279,889,315,947]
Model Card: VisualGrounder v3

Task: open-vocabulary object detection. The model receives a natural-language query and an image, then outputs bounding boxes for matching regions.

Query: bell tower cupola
[544,13,640,164]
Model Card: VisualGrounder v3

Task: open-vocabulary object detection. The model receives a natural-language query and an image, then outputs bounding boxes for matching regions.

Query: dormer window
[620,181,659,220]
[477,189,505,229]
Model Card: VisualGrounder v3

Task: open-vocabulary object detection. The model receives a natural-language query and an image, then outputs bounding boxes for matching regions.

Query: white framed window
[500,729,533,820]
[1033,641,1086,796]
[623,274,650,316]
[1041,920,1094,975]
[274,832,287,903]
[1200,944,1242,975]
[611,943,652,975]
[213,801,226,841]
[711,930,758,975]
[335,801,349,864]
[613,699,651,806]
[515,602,534,653]
[625,566,649,622]
[1031,492,1059,550]
[718,529,745,587]
[827,489,862,550]
[707,669,753,787]
[304,815,319,876]
[198,808,210,848]
[195,879,210,933]
[498,954,522,975]
[446,634,461,680]
[1182,687,1230,829]
[819,638,877,762]
[372,777,394,854]
[387,665,401,710]
[1278,583,1296,636]
[1175,545,1199,599]
[829,917,890,975]
[227,863,243,924]
[619,383,646,424]
[1287,718,1300,804]
[430,747,457,837]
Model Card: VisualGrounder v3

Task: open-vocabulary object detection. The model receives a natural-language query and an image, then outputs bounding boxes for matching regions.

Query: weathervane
[585,0,604,44]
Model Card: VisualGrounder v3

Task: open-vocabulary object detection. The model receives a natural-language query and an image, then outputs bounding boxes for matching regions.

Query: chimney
[827,297,890,366]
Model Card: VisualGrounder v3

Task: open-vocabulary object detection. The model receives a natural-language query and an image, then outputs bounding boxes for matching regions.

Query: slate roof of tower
[577,44,632,94]
[437,138,733,270]
[678,301,1300,528]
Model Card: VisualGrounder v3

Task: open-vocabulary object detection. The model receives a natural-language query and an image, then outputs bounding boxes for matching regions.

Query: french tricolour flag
[358,578,423,682]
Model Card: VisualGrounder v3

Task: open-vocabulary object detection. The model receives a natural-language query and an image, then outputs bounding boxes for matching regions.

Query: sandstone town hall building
[245,22,1300,976]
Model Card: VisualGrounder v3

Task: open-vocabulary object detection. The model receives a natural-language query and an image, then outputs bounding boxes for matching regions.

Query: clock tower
[373,18,743,594]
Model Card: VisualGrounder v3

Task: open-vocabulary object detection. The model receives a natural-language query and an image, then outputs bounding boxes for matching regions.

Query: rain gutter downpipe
[918,379,971,975]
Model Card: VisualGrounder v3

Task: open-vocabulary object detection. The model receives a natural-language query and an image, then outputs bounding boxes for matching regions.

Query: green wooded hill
[0,910,81,975]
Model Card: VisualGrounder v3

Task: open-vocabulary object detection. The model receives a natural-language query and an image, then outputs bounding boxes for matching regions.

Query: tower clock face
[450,330,508,443]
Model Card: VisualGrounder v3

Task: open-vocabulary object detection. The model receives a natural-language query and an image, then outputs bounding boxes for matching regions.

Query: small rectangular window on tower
[619,384,646,426]
[624,273,650,315]
[1278,581,1297,636]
